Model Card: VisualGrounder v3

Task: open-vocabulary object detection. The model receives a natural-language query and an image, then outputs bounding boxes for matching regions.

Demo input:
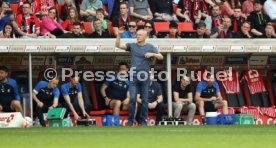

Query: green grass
[0,125,275,148]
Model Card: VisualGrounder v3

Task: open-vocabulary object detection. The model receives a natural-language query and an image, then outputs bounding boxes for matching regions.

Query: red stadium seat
[177,22,194,32]
[103,5,108,12]
[137,21,145,27]
[153,22,169,37]
[177,22,196,38]
[56,4,63,18]
[107,21,115,37]
[83,22,92,34]
[10,4,19,14]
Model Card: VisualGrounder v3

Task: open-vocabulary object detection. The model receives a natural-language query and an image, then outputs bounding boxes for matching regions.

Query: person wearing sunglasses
[144,21,156,38]
[121,20,138,38]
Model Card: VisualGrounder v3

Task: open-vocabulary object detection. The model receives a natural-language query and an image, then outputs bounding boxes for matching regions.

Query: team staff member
[115,27,163,126]
[173,75,196,125]
[195,73,228,125]
[32,77,60,127]
[0,66,23,114]
[101,62,130,115]
[60,74,90,120]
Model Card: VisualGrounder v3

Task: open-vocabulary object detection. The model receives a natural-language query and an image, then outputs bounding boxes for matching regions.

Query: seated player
[100,62,130,115]
[0,66,23,115]
[195,73,228,125]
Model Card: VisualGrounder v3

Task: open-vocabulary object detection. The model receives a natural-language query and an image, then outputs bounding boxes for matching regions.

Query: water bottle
[66,114,72,127]
[35,117,41,127]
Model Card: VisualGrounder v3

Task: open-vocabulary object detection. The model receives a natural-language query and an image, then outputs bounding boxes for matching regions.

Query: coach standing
[115,27,163,126]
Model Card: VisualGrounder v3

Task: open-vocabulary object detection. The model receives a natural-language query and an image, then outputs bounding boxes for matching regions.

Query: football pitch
[0,125,275,148]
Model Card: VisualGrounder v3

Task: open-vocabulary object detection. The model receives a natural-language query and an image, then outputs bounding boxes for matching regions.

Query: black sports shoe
[201,116,206,125]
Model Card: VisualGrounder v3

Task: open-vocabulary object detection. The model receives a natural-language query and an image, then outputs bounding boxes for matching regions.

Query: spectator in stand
[32,77,60,127]
[165,22,180,38]
[242,0,254,16]
[38,0,55,16]
[60,0,76,21]
[0,22,15,38]
[211,17,234,38]
[137,73,165,125]
[230,7,244,33]
[49,22,88,38]
[195,73,228,125]
[80,0,102,22]
[0,1,13,31]
[176,0,210,23]
[176,0,193,22]
[18,0,40,16]
[172,75,196,125]
[258,22,276,38]
[194,22,210,38]
[40,7,66,37]
[100,62,130,115]
[102,0,126,23]
[144,21,156,38]
[233,21,253,38]
[264,0,276,22]
[248,1,271,37]
[194,0,212,20]
[56,0,75,5]
[89,18,110,38]
[205,5,224,36]
[0,66,23,115]
[91,8,107,32]
[149,0,177,22]
[61,7,81,32]
[121,19,137,38]
[223,0,242,17]
[15,2,40,38]
[129,0,153,22]
[112,2,131,36]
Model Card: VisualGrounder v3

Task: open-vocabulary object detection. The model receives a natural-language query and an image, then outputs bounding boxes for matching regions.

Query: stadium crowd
[0,0,275,39]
